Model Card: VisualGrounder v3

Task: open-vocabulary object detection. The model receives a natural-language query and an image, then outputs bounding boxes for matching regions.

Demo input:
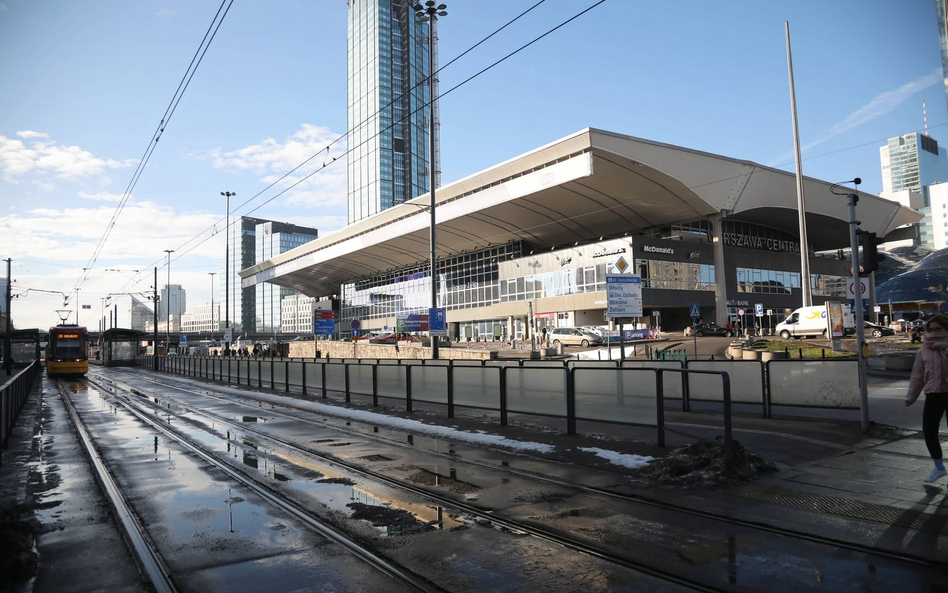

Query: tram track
[96,367,948,571]
[58,377,444,593]
[89,368,948,584]
[86,370,730,593]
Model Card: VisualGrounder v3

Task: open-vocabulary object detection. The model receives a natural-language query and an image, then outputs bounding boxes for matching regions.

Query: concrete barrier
[742,349,760,360]
[760,351,789,362]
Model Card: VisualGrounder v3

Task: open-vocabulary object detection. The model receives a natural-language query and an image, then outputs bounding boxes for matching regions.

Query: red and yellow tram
[47,325,88,377]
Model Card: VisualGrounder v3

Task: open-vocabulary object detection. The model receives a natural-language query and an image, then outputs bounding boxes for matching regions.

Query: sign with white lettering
[606,275,642,318]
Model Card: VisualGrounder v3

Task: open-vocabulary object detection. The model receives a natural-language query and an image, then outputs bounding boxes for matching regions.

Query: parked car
[683,322,732,337]
[548,327,603,347]
[864,321,894,338]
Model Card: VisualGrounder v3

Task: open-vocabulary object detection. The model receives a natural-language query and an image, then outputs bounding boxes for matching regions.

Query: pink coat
[907,339,948,403]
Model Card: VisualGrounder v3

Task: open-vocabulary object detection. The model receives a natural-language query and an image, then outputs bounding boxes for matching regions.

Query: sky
[0,0,943,330]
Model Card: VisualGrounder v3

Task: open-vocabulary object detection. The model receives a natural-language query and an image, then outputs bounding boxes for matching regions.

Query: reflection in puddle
[242,416,258,423]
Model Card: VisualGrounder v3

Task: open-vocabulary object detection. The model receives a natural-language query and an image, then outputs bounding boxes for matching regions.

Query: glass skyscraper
[221,216,266,333]
[880,132,948,248]
[347,0,438,225]
[938,0,948,111]
[254,221,319,332]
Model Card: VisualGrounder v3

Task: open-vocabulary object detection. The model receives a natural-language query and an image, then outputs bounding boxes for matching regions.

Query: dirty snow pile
[638,437,776,486]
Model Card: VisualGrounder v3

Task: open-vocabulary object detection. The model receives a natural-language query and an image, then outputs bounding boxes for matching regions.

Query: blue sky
[0,0,943,329]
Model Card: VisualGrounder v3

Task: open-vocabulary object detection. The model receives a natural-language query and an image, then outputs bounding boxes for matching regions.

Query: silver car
[549,327,603,347]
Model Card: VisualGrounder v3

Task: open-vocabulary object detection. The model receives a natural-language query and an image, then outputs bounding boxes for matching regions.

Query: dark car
[684,322,733,337]
[865,321,894,338]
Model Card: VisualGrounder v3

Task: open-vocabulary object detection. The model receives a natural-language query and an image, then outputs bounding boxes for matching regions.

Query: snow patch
[579,447,654,469]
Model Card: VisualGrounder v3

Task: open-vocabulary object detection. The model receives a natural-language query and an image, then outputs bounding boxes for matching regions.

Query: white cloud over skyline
[0,131,132,181]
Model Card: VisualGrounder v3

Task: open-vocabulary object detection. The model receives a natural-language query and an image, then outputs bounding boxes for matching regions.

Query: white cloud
[0,132,131,180]
[16,130,49,139]
[78,190,125,202]
[769,68,942,166]
[155,7,176,18]
[32,180,55,192]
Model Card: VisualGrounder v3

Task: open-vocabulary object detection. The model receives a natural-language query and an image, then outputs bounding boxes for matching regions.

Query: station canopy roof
[242,128,922,298]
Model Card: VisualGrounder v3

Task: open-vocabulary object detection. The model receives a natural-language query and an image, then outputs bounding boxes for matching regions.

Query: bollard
[798,348,803,359]
[821,348,825,359]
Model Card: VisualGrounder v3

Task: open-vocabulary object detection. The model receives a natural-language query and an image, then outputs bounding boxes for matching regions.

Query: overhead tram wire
[158,0,554,269]
[161,0,611,266]
[72,0,235,295]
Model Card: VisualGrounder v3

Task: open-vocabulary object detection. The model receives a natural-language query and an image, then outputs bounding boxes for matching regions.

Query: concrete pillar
[710,213,729,326]
[507,316,514,341]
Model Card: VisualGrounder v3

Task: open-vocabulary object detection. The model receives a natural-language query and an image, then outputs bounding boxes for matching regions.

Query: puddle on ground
[406,468,482,495]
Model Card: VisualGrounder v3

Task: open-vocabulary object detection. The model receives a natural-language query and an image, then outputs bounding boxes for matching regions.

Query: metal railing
[1,360,41,464]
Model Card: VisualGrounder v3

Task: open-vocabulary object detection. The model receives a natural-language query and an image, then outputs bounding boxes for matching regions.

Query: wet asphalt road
[50,366,944,592]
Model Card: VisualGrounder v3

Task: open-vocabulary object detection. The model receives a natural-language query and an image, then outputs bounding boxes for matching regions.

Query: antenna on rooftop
[924,99,929,137]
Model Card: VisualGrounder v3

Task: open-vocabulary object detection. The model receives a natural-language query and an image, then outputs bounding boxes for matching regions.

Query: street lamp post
[164,249,174,352]
[221,191,236,355]
[209,272,217,345]
[413,1,446,359]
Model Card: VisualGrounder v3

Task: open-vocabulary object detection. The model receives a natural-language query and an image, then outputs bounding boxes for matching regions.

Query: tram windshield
[53,337,84,358]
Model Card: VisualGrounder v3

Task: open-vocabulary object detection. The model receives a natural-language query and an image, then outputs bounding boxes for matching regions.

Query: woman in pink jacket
[906,314,948,483]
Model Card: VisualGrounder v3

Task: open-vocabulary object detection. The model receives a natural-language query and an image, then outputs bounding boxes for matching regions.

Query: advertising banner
[396,314,429,332]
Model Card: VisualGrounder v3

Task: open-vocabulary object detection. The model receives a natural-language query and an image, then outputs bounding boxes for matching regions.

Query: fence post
[682,360,690,412]
[499,366,507,426]
[270,360,275,390]
[321,362,327,398]
[656,369,665,447]
[258,360,262,389]
[372,364,378,407]
[446,366,454,418]
[344,363,350,403]
[236,358,241,384]
[763,360,772,418]
[405,365,413,412]
[285,361,290,393]
[302,362,307,396]
[566,367,576,435]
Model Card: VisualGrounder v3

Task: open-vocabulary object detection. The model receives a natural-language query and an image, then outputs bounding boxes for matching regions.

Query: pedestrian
[906,314,948,483]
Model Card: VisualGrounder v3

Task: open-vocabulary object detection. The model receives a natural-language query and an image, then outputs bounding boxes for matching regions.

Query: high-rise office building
[222,216,266,333]
[129,295,153,331]
[346,0,439,224]
[159,284,186,322]
[880,131,948,248]
[255,221,319,332]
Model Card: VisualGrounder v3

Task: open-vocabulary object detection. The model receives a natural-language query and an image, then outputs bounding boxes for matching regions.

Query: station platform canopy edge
[241,128,922,298]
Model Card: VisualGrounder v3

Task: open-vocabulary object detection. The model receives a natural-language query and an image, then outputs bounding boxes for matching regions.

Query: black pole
[5,258,12,376]
[153,267,159,367]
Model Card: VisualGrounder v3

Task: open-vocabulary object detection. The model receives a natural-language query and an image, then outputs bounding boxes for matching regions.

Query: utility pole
[153,267,159,368]
[164,250,174,353]
[785,21,812,307]
[221,191,235,355]
[4,258,12,376]
[209,272,216,346]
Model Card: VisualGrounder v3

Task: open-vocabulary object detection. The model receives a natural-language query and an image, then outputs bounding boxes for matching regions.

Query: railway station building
[241,128,922,340]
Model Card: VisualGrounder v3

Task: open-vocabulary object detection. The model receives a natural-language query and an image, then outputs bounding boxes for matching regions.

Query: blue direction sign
[754,303,764,317]
[313,310,335,334]
[689,304,701,319]
[429,307,447,336]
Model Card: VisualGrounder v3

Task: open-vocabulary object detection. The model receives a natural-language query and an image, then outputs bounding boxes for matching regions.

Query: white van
[775,305,854,339]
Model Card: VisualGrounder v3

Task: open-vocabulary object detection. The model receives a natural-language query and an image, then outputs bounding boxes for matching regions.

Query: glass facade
[159,284,186,322]
[736,267,847,297]
[347,0,433,225]
[221,217,267,332]
[254,221,319,332]
[939,0,948,127]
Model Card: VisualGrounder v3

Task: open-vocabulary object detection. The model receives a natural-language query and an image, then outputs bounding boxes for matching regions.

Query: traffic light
[857,230,885,274]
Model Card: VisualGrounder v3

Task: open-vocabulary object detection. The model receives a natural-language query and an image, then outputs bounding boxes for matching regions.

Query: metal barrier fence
[138,356,748,465]
[1,360,41,463]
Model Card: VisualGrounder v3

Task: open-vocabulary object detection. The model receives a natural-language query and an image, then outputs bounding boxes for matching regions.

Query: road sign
[179,334,187,346]
[873,305,882,313]
[314,311,334,334]
[689,304,701,319]
[738,309,745,316]
[606,275,642,318]
[429,307,447,336]
[224,328,233,344]
[766,309,773,316]
[847,277,869,298]
[754,303,764,317]
[350,318,361,331]
[614,256,630,274]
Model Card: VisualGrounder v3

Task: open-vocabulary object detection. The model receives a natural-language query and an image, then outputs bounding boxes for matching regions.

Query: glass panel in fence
[410,366,448,404]
[425,359,450,366]
[769,360,860,408]
[239,360,250,383]
[260,361,270,386]
[226,359,237,383]
[568,360,619,369]
[272,360,287,388]
[453,367,500,409]
[287,361,304,388]
[687,361,762,404]
[326,363,346,392]
[378,359,400,365]
[521,360,566,368]
[485,360,520,367]
[506,368,567,416]
[451,360,483,366]
[574,368,658,425]
[377,365,407,400]
[350,365,374,395]
[621,361,684,399]
[343,359,361,365]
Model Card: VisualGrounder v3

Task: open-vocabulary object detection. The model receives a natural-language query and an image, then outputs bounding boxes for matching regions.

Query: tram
[46,325,88,377]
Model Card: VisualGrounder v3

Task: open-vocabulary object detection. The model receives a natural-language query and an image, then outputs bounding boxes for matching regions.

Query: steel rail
[79,375,441,593]
[56,381,178,593]
[101,367,948,570]
[89,371,729,593]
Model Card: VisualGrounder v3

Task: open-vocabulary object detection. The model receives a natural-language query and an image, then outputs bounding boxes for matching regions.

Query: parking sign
[754,303,764,317]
